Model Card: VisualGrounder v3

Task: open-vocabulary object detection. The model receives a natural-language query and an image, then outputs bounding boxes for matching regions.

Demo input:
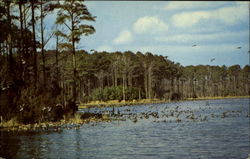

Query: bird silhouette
[210,58,215,62]
[236,46,241,49]
[192,44,197,47]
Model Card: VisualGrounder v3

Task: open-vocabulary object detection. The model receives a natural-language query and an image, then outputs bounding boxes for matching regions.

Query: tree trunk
[177,77,180,94]
[139,87,141,100]
[148,68,151,99]
[6,2,13,79]
[18,2,24,80]
[144,67,148,99]
[128,71,133,87]
[170,77,174,98]
[115,67,117,87]
[40,0,46,88]
[71,18,77,103]
[23,3,29,67]
[31,1,37,87]
[122,71,126,101]
[88,78,90,102]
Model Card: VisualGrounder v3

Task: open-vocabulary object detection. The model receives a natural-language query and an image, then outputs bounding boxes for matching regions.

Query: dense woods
[42,50,250,102]
[0,0,249,124]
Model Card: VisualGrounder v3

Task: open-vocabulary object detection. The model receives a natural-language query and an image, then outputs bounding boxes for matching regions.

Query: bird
[19,105,24,112]
[236,46,241,49]
[192,44,197,47]
[210,58,215,62]
[21,59,26,65]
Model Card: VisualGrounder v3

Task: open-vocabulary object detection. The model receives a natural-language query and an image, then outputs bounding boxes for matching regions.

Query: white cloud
[172,11,210,28]
[155,30,249,44]
[171,3,248,28]
[96,45,113,52]
[113,30,133,45]
[164,1,226,11]
[133,16,168,34]
[214,5,248,25]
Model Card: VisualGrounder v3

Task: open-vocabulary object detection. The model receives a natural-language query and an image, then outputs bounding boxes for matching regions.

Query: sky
[45,1,249,67]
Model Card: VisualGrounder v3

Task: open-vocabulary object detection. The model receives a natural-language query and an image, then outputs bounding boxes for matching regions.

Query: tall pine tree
[55,0,95,103]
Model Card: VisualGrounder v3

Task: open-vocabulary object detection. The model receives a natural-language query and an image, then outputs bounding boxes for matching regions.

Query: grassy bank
[186,95,250,101]
[79,99,167,109]
[0,113,110,131]
[79,95,250,109]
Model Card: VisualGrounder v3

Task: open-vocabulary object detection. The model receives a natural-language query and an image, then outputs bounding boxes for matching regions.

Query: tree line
[0,0,249,124]
[43,50,250,102]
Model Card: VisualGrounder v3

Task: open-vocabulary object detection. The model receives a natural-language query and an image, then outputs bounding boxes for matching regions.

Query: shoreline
[79,95,250,109]
[1,95,248,131]
[0,113,111,132]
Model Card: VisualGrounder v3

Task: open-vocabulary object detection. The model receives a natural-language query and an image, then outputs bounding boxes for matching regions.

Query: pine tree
[55,0,95,103]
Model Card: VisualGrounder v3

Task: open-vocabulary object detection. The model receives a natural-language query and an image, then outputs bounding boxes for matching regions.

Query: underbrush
[0,112,111,131]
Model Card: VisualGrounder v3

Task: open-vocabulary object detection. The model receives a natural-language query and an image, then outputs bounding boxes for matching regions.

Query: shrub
[170,92,182,101]
[91,88,103,101]
[90,86,142,101]
[14,86,75,124]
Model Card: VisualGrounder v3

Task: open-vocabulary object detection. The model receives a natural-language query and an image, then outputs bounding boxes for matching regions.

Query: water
[1,98,249,159]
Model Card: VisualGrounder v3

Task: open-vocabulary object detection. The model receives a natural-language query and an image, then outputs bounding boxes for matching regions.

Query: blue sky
[45,1,249,67]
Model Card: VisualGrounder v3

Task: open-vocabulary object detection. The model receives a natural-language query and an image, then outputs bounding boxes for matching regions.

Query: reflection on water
[0,131,21,159]
[0,98,249,159]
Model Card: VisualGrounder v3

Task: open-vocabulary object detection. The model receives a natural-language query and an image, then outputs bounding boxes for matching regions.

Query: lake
[0,98,249,159]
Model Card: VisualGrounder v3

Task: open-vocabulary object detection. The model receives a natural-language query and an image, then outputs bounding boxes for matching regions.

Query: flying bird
[210,58,215,62]
[236,46,242,49]
[192,44,197,47]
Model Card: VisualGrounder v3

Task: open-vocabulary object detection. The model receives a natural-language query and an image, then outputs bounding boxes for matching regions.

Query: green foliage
[55,0,96,45]
[15,87,63,124]
[91,88,104,101]
[90,86,143,101]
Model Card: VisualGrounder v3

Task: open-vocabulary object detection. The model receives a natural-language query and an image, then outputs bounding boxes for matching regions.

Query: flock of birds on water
[84,101,249,125]
[27,100,248,133]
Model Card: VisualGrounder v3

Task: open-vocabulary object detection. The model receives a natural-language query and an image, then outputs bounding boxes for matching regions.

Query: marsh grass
[186,96,250,101]
[79,98,165,108]
[68,113,83,124]
[0,112,111,131]
[79,96,250,109]
[0,118,20,128]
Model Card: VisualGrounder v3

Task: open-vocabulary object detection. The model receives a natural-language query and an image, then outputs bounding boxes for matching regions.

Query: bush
[16,88,56,124]
[14,86,77,124]
[63,99,78,120]
[170,92,182,101]
[91,88,103,101]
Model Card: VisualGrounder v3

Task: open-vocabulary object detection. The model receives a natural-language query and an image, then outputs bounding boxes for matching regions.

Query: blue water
[1,98,249,159]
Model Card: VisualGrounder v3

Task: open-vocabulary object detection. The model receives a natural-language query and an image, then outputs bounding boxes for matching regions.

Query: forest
[0,0,249,124]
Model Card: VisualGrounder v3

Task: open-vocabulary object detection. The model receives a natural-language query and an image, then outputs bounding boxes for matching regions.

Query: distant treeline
[40,50,250,102]
[1,49,250,106]
[0,0,249,123]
